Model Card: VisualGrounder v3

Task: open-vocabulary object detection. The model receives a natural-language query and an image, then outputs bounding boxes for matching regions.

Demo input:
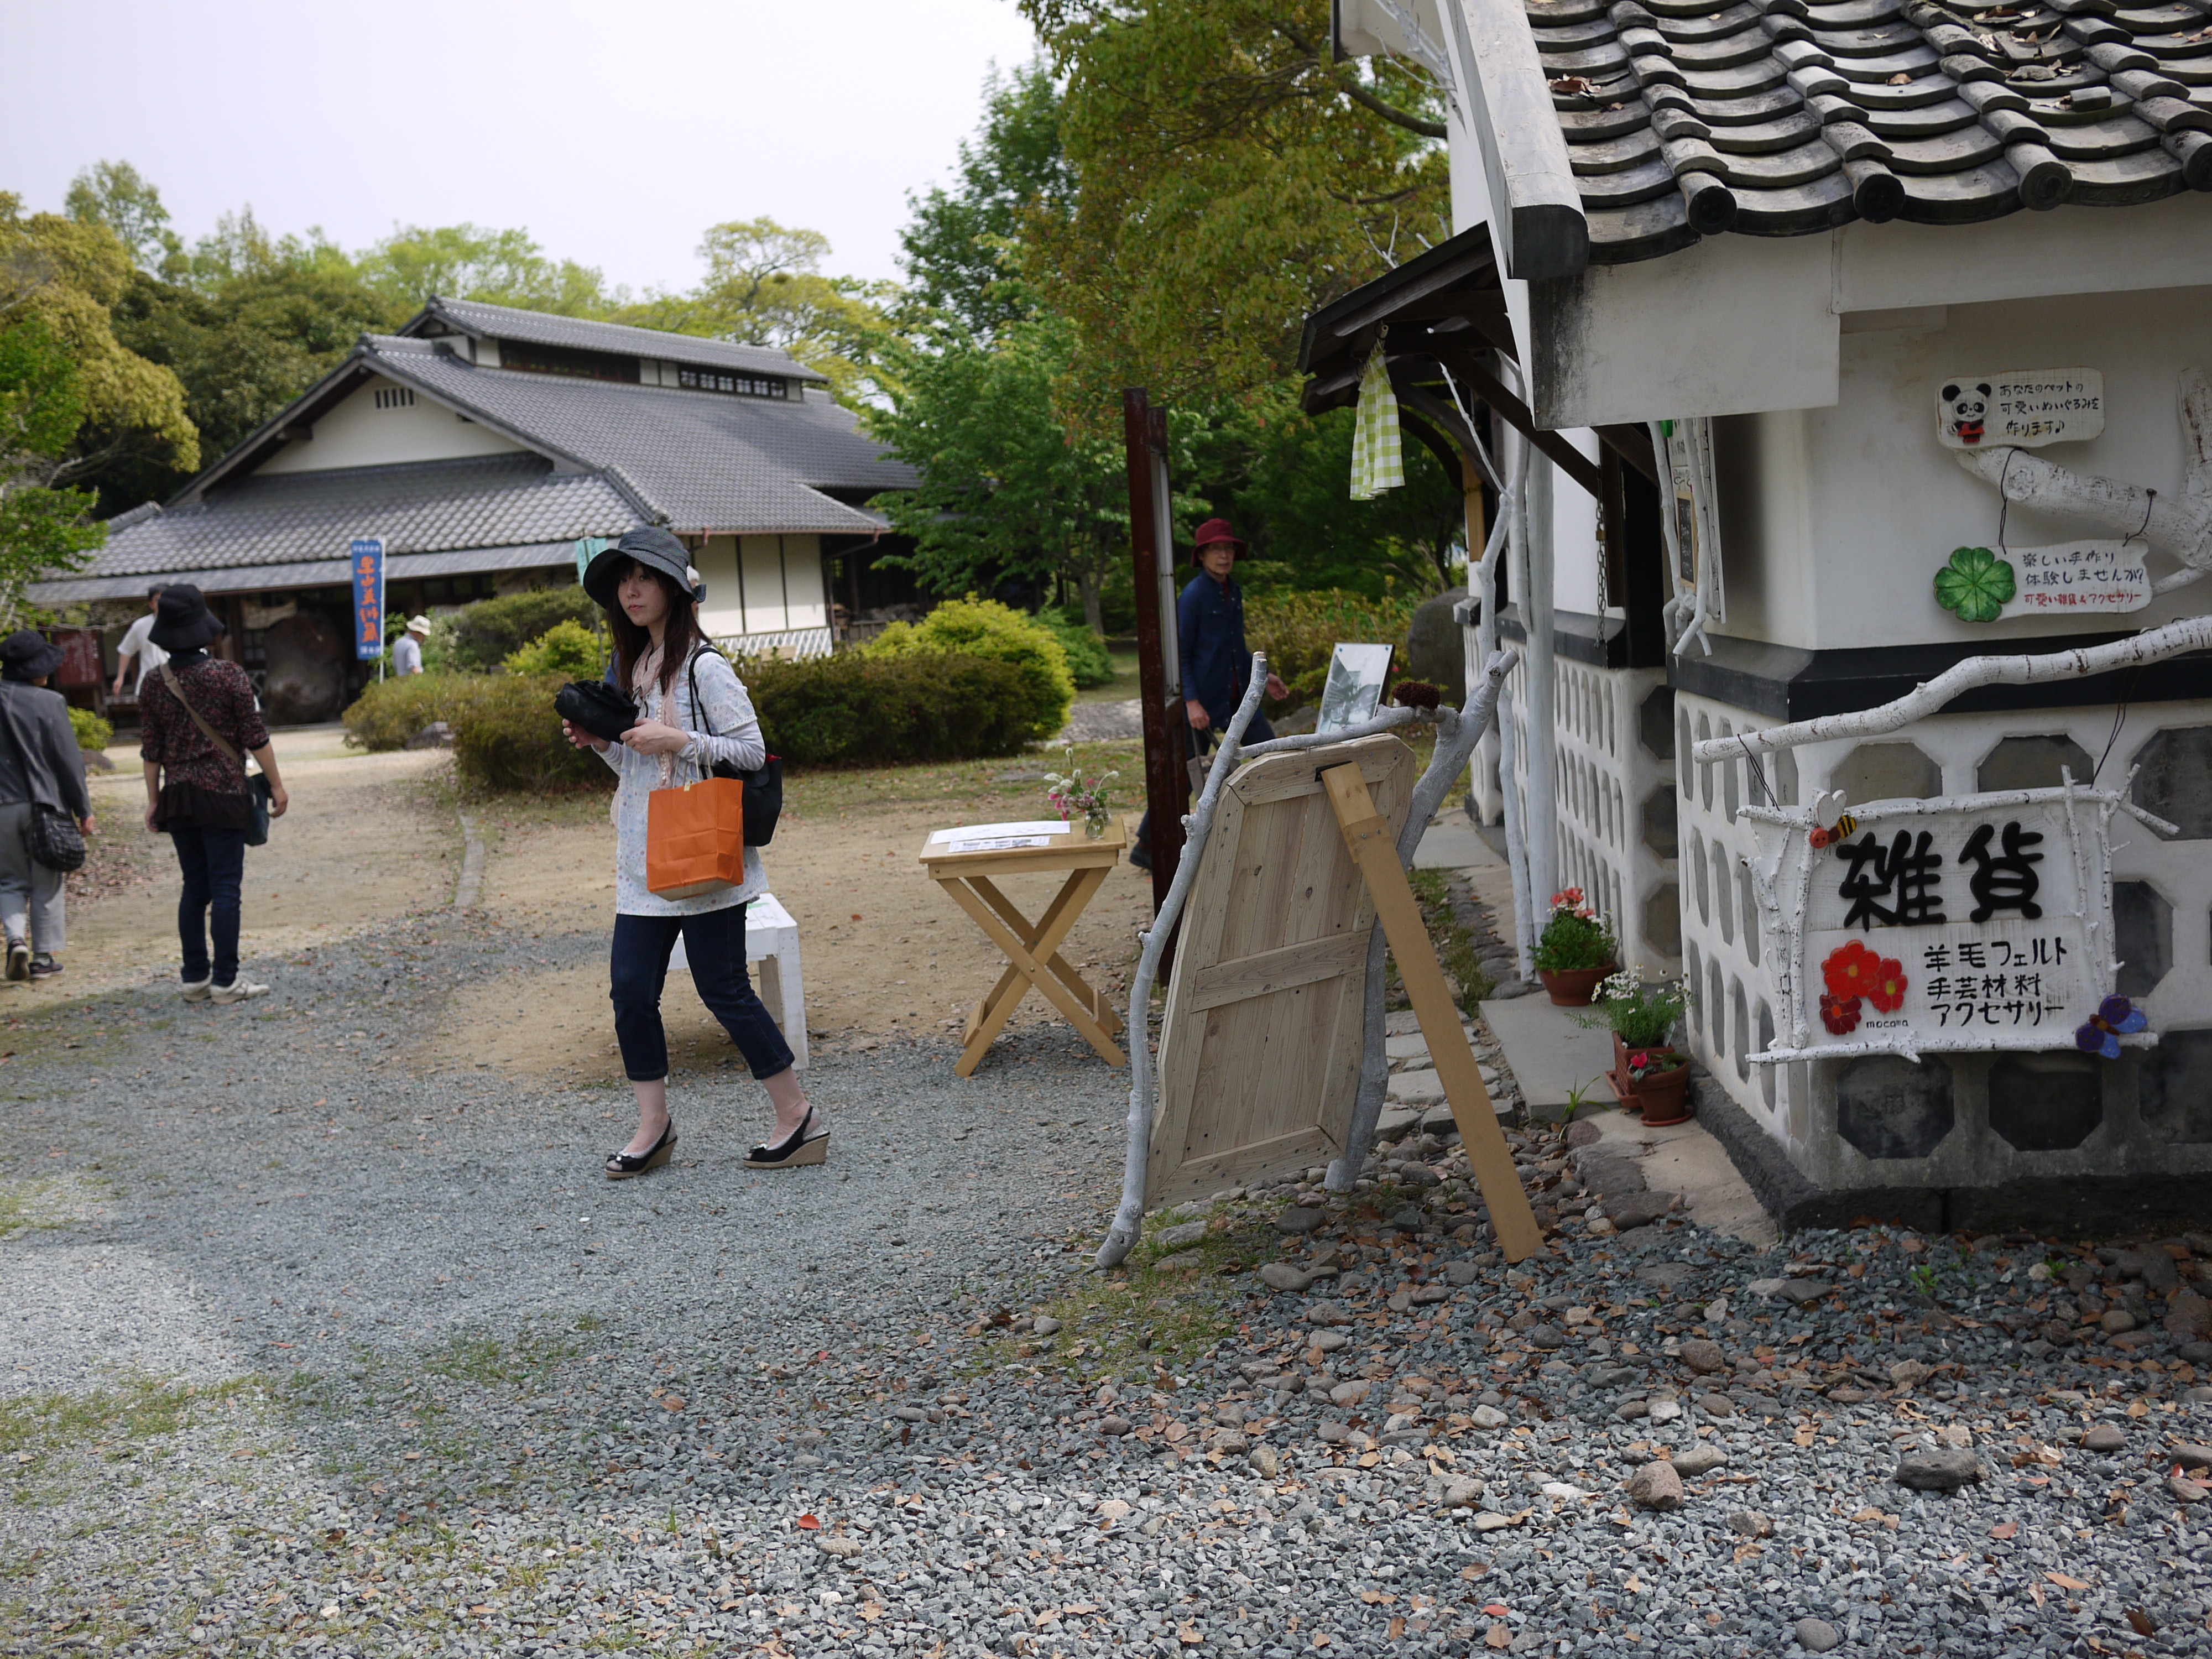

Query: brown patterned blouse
[139,655,269,828]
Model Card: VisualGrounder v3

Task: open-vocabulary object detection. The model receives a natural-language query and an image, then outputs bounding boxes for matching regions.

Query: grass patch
[420,1321,593,1389]
[0,1171,114,1238]
[0,1374,253,1473]
[1385,868,1493,1013]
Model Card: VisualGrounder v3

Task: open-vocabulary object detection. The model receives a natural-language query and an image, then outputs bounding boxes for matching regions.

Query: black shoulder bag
[686,646,782,847]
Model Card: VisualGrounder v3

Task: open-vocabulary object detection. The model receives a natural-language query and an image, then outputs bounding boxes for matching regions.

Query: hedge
[1037,607,1118,689]
[865,596,1073,740]
[343,671,609,792]
[440,587,601,671]
[743,650,1034,765]
[342,673,466,752]
[1244,587,1422,703]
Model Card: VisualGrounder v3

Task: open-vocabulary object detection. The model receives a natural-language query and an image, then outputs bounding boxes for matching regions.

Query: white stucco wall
[258,376,527,474]
[695,534,826,639]
[1714,285,2212,654]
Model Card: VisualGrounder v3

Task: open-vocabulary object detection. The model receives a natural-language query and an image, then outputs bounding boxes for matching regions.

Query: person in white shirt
[111,587,168,698]
[392,615,431,676]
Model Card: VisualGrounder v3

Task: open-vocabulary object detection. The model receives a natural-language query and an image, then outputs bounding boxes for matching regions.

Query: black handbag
[555,679,638,744]
[26,805,84,872]
[687,648,782,847]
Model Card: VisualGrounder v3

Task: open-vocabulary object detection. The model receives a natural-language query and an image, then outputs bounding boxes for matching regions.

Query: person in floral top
[137,586,289,1004]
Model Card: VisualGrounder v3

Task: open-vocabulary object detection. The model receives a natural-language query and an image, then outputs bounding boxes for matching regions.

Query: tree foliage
[64,159,184,276]
[898,61,1072,346]
[1015,0,1449,414]
[617,218,896,402]
[352,222,625,317]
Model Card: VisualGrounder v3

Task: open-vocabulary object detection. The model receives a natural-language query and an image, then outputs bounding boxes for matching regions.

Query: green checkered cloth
[1350,346,1404,500]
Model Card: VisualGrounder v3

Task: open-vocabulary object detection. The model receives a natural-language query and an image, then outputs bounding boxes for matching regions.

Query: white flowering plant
[1042,744,1119,828]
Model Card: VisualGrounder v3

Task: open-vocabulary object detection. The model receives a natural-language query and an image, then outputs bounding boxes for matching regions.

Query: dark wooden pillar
[1124,388,1185,913]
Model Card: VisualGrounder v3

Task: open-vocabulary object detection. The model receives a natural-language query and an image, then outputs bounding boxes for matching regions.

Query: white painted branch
[1522,441,1559,918]
[1097,655,1272,1269]
[1241,703,1439,757]
[1737,785,2173,837]
[1693,616,2212,765]
[1954,445,2212,567]
[1750,1030,2156,1065]
[1328,649,1517,1192]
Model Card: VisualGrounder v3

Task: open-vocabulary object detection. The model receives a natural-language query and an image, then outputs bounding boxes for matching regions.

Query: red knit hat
[1191,518,1245,562]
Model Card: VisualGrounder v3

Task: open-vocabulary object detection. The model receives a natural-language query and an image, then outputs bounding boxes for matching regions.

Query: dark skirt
[153,779,252,832]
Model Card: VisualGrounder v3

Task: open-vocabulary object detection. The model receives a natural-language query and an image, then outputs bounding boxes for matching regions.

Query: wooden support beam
[1321,762,1545,1264]
[1438,351,1604,502]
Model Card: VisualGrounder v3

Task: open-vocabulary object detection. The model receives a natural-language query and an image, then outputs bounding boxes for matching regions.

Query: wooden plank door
[1148,733,1416,1206]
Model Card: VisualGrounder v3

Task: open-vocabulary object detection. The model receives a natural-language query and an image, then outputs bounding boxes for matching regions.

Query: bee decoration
[1808,812,1858,851]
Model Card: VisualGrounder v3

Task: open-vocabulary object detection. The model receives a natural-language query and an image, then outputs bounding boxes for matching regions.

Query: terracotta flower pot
[1538,964,1614,1006]
[1605,1034,1693,1124]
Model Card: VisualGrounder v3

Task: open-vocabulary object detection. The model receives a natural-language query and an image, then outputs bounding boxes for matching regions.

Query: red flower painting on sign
[1823,939,1880,1000]
[1819,992,1862,1036]
[1821,941,1905,1026]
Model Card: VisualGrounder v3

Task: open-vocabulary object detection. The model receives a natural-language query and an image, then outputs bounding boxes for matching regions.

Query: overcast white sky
[6,0,1041,293]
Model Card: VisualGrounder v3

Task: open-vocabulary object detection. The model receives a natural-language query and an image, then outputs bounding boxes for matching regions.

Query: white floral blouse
[597,647,769,917]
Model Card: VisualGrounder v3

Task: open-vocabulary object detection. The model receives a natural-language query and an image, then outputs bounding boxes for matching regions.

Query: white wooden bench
[667,891,808,1068]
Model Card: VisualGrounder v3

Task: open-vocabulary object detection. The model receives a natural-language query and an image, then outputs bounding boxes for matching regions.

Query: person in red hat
[1131,518,1288,869]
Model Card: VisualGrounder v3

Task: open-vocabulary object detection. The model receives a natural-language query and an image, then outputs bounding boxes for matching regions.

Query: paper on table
[927,820,1070,843]
[945,834,1056,853]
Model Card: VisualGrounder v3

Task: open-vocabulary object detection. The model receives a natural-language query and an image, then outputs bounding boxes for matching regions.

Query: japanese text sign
[351,538,385,661]
[2000,539,2149,617]
[1743,785,2168,1063]
[1937,368,2103,449]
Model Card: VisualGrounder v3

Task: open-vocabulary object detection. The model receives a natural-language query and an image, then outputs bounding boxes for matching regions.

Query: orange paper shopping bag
[646,777,747,898]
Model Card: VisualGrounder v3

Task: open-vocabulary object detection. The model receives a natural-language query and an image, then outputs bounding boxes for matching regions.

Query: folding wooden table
[919,821,1129,1077]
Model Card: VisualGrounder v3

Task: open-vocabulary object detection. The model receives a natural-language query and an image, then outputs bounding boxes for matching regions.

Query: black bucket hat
[583,526,703,609]
[0,630,64,683]
[148,583,227,651]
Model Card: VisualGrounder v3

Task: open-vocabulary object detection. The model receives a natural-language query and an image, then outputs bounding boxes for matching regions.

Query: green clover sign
[1934,545,2016,623]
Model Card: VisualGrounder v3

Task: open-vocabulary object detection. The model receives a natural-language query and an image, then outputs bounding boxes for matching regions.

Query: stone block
[1641,785,1678,859]
[1836,1054,1954,1161]
[2132,725,2212,839]
[1976,733,2094,794]
[2141,1028,2212,1143]
[1834,740,1940,805]
[1987,1052,2104,1152]
[1405,587,1468,690]
[2114,880,2173,999]
[1640,685,1675,761]
[1644,880,1681,959]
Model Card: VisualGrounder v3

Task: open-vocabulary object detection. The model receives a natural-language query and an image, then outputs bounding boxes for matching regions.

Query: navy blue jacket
[1178,571,1255,728]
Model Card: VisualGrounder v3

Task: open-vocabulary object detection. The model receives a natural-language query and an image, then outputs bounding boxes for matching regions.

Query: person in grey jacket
[0,632,94,981]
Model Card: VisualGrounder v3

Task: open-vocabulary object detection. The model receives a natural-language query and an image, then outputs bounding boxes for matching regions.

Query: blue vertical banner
[351,538,385,661]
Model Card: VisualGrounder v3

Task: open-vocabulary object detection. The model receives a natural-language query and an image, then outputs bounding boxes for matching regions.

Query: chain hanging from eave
[1365,0,1462,121]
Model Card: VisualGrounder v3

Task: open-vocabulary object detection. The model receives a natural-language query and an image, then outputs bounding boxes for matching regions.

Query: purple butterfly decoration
[2075,994,2148,1060]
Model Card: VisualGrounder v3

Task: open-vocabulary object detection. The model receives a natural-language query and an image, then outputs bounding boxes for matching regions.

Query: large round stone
[1404,586,1468,693]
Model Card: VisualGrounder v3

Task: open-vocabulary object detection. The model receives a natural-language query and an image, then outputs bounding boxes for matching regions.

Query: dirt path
[36,743,461,1001]
[433,797,1155,1082]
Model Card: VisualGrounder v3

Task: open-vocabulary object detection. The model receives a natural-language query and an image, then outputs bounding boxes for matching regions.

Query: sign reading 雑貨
[351,538,385,661]
[1937,368,2103,449]
[1741,784,2172,1063]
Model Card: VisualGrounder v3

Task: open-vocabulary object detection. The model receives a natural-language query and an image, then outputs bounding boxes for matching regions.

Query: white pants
[0,802,66,953]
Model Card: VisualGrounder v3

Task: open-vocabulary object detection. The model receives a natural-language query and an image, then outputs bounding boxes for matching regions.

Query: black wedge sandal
[606,1120,676,1180]
[744,1107,828,1169]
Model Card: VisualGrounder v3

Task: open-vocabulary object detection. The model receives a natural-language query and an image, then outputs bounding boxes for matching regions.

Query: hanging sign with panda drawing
[1938,368,2104,449]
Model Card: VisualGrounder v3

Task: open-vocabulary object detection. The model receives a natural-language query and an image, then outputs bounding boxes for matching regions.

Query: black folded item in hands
[555,679,638,743]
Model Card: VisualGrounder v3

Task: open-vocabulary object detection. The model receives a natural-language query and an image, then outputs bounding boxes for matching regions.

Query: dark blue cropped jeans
[170,825,247,988]
[609,902,795,1083]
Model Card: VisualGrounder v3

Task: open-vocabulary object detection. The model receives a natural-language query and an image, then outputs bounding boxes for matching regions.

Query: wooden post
[1321,761,1545,1264]
[1124,388,1184,912]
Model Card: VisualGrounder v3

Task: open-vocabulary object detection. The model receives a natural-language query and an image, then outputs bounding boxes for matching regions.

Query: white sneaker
[180,978,211,1003]
[210,979,269,1004]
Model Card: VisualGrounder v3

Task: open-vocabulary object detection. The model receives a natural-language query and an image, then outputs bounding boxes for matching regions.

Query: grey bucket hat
[583,526,703,608]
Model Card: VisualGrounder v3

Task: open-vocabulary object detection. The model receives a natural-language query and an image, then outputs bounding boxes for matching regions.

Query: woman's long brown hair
[604,560,706,698]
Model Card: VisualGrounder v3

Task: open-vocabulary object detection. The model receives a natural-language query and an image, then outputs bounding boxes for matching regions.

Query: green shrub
[865,595,1073,740]
[440,587,599,671]
[1244,588,1420,704]
[743,650,1034,765]
[342,673,467,752]
[449,672,612,794]
[1037,606,1117,688]
[67,706,112,753]
[504,619,604,679]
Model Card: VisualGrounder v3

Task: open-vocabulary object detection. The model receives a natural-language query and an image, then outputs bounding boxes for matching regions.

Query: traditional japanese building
[34,298,915,719]
[1322,0,2212,1230]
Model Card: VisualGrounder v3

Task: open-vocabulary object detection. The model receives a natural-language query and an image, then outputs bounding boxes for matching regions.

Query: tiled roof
[407,296,831,384]
[30,541,579,606]
[1532,0,2212,262]
[373,347,911,534]
[77,455,637,581]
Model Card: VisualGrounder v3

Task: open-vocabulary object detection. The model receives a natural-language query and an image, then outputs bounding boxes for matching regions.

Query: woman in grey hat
[561,526,822,1180]
[0,632,94,981]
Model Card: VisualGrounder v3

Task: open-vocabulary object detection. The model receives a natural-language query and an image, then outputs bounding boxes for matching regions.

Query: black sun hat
[0,630,64,683]
[147,583,227,651]
[583,526,704,609]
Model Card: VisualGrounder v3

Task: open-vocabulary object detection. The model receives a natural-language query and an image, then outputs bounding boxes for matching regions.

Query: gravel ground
[6,913,2212,1658]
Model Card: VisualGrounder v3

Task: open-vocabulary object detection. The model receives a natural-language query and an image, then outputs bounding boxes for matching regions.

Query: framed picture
[1316,642,1395,737]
